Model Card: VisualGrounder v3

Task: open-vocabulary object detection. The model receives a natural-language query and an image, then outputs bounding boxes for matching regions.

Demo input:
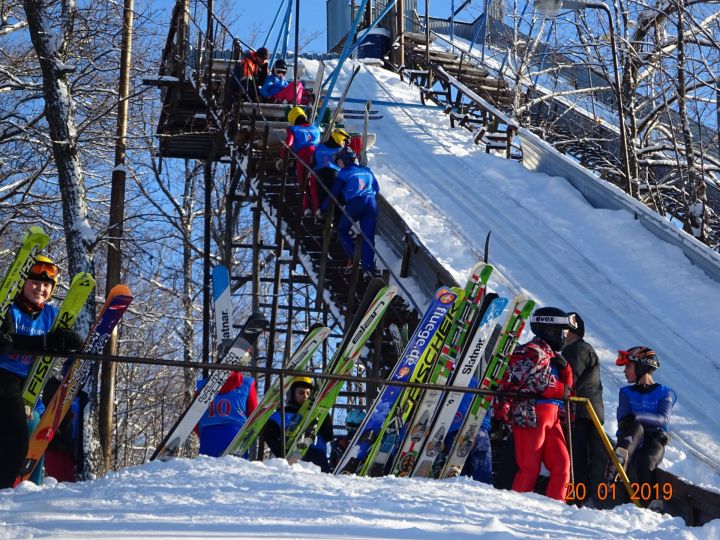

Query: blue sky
[235,1,467,53]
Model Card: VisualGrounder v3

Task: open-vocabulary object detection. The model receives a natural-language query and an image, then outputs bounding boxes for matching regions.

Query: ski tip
[241,312,270,339]
[107,284,132,299]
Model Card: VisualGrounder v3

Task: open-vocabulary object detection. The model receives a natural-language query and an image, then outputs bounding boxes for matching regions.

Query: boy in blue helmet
[320,147,380,277]
[607,347,676,507]
[0,256,83,488]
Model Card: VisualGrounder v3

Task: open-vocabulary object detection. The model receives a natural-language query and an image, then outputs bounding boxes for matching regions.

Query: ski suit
[285,122,321,213]
[320,163,379,272]
[615,383,676,489]
[495,338,573,501]
[42,375,85,482]
[312,141,343,221]
[562,337,605,503]
[0,298,58,488]
[259,74,304,104]
[195,372,258,457]
[263,402,333,472]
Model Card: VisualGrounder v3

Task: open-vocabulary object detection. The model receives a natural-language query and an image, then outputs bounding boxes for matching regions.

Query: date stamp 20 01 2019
[565,482,673,502]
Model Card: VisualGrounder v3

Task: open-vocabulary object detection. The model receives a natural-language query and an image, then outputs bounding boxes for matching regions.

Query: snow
[2,457,717,539]
[303,59,720,488]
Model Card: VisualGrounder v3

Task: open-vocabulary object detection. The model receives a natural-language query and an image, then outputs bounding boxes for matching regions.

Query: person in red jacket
[195,371,258,457]
[494,307,575,501]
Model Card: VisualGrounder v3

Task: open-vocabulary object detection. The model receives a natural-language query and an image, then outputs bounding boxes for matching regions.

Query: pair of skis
[284,279,397,463]
[391,262,495,477]
[333,286,462,476]
[16,284,133,484]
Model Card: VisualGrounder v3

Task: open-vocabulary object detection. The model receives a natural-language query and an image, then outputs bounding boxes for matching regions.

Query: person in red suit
[494,307,575,501]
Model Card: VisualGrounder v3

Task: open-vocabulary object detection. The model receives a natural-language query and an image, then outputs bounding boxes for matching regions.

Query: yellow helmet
[292,376,314,389]
[331,128,351,146]
[29,255,60,286]
[287,106,307,125]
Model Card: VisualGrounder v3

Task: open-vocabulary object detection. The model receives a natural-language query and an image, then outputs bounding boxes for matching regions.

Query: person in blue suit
[609,346,676,505]
[320,147,379,277]
[195,371,258,457]
[263,376,333,472]
[0,256,82,488]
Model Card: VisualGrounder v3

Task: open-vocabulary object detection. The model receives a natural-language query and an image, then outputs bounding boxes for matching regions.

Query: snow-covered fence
[519,127,720,283]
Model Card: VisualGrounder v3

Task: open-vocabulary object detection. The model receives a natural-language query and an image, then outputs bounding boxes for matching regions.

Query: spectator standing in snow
[263,376,332,472]
[319,147,380,278]
[493,307,574,501]
[562,312,605,505]
[608,347,676,507]
[0,256,83,488]
[278,106,322,219]
[195,371,258,457]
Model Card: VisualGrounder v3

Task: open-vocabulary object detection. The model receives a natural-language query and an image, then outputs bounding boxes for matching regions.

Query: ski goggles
[615,347,658,367]
[529,313,578,330]
[28,261,59,281]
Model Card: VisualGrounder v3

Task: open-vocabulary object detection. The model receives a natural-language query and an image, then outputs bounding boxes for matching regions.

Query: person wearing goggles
[0,255,83,488]
[259,59,305,104]
[492,306,575,501]
[605,347,677,508]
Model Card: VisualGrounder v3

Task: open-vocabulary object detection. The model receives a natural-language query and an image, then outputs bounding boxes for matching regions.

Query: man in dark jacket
[562,312,604,506]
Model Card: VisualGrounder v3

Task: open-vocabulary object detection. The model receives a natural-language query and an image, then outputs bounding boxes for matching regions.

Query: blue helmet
[334,147,357,165]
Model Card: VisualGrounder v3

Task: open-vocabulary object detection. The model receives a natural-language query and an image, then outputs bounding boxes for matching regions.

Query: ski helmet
[333,146,357,166]
[28,255,60,289]
[616,346,659,377]
[255,47,269,60]
[529,307,576,351]
[331,128,351,146]
[273,59,288,73]
[567,312,585,338]
[287,376,314,402]
[287,106,307,125]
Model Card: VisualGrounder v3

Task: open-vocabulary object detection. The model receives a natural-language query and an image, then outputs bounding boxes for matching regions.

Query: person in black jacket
[562,312,604,505]
[263,377,333,472]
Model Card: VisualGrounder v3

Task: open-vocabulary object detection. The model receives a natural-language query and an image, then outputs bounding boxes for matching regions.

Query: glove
[489,418,511,442]
[619,413,636,429]
[0,330,12,355]
[541,376,569,399]
[275,158,285,171]
[46,328,83,353]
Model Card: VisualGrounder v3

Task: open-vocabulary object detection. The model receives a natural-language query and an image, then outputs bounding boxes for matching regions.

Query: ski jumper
[321,163,380,272]
[495,338,573,501]
[195,372,258,457]
[264,403,333,472]
[615,383,676,487]
[285,123,321,213]
[0,299,58,488]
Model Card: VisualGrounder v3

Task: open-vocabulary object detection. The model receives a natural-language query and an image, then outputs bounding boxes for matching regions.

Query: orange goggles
[615,350,632,366]
[28,261,59,280]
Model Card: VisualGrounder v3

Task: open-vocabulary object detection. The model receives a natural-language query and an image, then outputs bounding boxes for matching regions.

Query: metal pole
[397,0,405,67]
[451,0,455,42]
[100,0,134,475]
[425,0,431,86]
[293,0,300,105]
